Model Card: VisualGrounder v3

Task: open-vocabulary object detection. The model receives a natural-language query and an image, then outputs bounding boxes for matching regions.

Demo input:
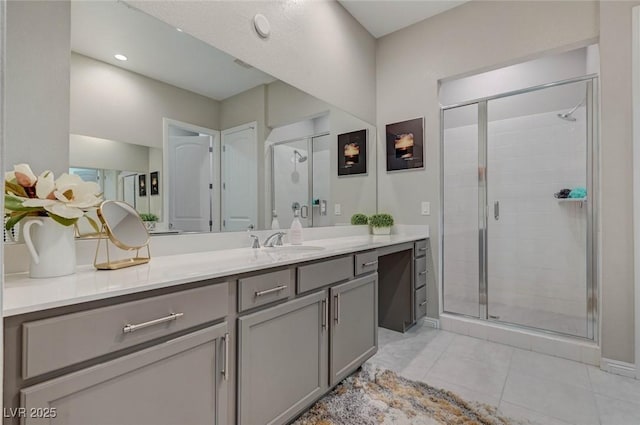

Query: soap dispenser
[289,209,303,245]
[271,210,280,230]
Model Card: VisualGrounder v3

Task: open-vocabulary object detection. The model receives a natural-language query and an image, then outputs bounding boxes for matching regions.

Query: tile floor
[367,323,640,425]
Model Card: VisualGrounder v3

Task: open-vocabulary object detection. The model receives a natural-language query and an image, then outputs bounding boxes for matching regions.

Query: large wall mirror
[65,1,377,235]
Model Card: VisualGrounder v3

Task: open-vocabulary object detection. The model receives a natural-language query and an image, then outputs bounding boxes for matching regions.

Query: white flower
[21,173,103,219]
[35,171,55,199]
[14,163,37,187]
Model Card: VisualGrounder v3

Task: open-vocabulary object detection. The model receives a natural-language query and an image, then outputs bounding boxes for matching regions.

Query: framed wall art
[386,117,424,172]
[150,171,159,195]
[337,129,367,176]
[138,174,147,197]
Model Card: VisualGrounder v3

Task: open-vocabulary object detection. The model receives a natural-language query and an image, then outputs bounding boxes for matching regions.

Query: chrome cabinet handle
[362,260,378,267]
[222,333,229,381]
[321,299,327,331]
[334,293,340,324]
[494,201,500,220]
[255,285,287,297]
[123,312,184,334]
[419,271,427,276]
[419,247,427,251]
[419,300,427,307]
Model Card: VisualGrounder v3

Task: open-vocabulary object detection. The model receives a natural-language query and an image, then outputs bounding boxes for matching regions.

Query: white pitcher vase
[23,217,76,278]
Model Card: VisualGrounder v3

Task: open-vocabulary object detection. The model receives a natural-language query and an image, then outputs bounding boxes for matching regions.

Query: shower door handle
[494,201,500,220]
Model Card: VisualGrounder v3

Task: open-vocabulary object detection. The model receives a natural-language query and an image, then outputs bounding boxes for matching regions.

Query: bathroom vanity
[3,234,431,425]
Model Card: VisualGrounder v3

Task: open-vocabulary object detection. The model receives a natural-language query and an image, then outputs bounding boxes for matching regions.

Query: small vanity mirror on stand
[94,201,151,270]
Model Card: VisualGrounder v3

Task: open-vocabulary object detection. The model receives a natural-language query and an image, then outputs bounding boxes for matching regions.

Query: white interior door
[168,135,212,232]
[123,174,136,208]
[222,123,257,231]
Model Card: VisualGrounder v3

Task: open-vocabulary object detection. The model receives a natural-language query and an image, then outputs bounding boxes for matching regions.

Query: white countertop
[4,234,427,317]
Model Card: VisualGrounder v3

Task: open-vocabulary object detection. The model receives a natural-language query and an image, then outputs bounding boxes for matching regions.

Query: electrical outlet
[421,201,430,216]
[334,203,341,216]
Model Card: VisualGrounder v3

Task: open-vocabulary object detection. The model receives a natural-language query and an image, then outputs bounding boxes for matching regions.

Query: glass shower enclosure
[441,76,598,340]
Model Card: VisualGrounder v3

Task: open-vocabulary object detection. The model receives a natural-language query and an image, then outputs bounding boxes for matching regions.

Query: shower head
[557,98,586,122]
[293,150,308,163]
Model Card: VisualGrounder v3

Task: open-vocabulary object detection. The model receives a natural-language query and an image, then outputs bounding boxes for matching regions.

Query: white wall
[376,0,599,329]
[69,134,149,173]
[127,0,376,124]
[71,53,220,149]
[5,1,70,176]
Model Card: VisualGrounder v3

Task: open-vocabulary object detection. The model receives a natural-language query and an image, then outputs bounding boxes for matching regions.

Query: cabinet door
[238,291,328,425]
[330,274,378,386]
[20,324,229,425]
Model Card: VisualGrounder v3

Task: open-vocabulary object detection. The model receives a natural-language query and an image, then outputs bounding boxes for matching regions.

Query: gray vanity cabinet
[19,323,229,425]
[329,274,378,386]
[237,291,328,425]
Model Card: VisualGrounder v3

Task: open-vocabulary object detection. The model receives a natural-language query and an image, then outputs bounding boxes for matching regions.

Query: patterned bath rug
[292,364,521,425]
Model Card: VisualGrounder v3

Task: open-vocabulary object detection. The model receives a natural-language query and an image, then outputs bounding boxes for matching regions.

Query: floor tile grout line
[497,346,515,407]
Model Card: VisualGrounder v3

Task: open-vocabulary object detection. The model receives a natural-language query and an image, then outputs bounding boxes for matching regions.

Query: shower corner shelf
[556,197,587,202]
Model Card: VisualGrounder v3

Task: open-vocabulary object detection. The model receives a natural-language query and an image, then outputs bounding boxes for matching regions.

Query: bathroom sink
[264,245,325,253]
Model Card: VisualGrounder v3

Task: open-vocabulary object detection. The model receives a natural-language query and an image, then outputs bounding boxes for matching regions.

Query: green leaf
[5,181,27,198]
[4,195,41,212]
[84,215,101,233]
[5,211,29,231]
[48,213,77,227]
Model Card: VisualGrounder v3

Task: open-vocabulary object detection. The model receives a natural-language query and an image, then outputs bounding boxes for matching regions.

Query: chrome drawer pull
[362,260,378,267]
[419,247,427,251]
[123,312,184,334]
[419,271,427,276]
[255,285,287,297]
[419,301,427,307]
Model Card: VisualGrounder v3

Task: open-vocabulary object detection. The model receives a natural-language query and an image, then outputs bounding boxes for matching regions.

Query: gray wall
[599,0,640,364]
[71,53,220,149]
[5,1,70,176]
[127,0,376,124]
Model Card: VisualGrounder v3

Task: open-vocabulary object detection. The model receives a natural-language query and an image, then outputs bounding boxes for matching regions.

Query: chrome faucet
[263,232,286,247]
[249,234,260,249]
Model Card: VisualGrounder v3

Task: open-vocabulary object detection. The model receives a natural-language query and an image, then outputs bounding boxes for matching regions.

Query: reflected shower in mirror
[62,0,378,236]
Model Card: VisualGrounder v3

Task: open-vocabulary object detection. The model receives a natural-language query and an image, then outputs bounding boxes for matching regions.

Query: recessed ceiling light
[176,28,183,32]
[114,54,128,61]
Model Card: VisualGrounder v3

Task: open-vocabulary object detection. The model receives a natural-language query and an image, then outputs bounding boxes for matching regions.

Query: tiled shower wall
[443,108,588,337]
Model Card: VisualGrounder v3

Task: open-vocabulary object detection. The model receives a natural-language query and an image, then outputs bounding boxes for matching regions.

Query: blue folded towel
[569,187,587,199]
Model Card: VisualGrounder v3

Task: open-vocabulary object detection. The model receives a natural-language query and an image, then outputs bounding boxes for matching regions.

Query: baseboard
[422,317,440,329]
[600,358,637,379]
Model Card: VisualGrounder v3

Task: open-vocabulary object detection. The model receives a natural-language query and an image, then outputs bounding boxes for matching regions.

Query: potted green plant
[368,213,394,235]
[139,213,158,231]
[350,213,369,225]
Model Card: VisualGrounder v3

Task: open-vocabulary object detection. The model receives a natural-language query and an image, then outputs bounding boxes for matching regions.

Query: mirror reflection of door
[122,174,137,208]
[167,123,217,233]
[221,123,258,232]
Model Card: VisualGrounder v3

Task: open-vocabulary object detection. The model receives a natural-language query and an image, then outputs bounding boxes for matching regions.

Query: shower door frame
[439,74,599,341]
[270,132,330,228]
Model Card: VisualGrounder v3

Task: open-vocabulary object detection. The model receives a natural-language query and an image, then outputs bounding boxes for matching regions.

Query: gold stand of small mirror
[94,201,151,270]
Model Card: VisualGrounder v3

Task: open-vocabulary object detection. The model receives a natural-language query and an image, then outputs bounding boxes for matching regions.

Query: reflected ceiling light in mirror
[114,54,128,61]
[176,28,183,32]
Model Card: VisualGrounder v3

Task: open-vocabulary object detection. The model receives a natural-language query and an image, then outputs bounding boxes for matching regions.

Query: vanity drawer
[22,282,228,380]
[415,285,427,320]
[414,256,427,289]
[238,269,292,312]
[355,250,378,275]
[414,240,428,258]
[297,255,354,294]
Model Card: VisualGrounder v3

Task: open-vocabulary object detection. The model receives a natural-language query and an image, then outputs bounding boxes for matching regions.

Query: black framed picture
[138,174,147,197]
[386,117,424,172]
[150,171,159,196]
[337,129,367,176]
